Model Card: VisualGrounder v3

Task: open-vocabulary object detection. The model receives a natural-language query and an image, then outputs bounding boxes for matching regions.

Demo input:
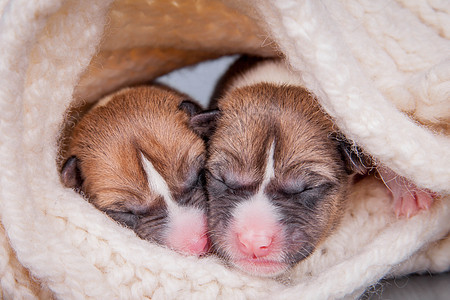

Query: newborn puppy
[61,85,209,256]
[196,56,438,276]
[193,56,368,276]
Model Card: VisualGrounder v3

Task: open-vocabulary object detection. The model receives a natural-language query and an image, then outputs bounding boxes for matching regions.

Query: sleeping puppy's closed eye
[61,85,209,256]
[194,56,368,276]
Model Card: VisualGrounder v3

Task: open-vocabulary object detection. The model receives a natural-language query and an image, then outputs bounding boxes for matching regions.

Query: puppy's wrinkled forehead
[208,83,341,185]
[70,86,205,209]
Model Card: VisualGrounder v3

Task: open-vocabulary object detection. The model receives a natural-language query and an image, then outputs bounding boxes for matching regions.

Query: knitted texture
[0,0,449,299]
[234,0,450,193]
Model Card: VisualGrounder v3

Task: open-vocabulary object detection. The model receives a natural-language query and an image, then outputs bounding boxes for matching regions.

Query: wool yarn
[0,0,448,299]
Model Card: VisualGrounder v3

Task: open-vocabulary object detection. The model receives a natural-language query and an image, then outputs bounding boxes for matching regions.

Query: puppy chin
[233,258,289,277]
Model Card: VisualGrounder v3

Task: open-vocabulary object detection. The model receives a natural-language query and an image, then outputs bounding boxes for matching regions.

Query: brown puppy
[193,56,368,276]
[61,85,209,256]
[196,56,437,276]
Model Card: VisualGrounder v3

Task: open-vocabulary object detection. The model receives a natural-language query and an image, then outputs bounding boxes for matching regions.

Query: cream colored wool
[0,0,449,299]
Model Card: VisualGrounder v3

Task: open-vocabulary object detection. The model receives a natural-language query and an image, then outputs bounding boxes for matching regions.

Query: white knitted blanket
[0,0,449,299]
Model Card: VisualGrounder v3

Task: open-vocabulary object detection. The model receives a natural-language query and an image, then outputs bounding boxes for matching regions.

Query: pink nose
[238,231,273,258]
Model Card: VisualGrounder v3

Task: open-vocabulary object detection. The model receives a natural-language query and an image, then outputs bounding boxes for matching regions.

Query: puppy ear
[61,156,83,189]
[178,100,220,139]
[189,109,220,140]
[178,100,202,117]
[331,133,372,175]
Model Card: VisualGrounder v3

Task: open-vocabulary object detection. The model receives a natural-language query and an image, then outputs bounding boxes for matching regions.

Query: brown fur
[204,57,363,269]
[62,85,206,243]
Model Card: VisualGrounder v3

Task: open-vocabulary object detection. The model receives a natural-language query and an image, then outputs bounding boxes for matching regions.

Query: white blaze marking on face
[233,141,279,221]
[140,153,179,213]
[258,141,275,196]
[141,153,207,252]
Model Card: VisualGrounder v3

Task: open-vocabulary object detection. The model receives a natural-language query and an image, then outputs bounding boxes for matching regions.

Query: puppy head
[61,86,209,256]
[199,84,366,275]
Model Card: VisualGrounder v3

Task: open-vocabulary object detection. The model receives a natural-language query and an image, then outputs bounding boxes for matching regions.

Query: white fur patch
[141,153,205,227]
[141,153,178,212]
[233,142,279,220]
[262,142,276,188]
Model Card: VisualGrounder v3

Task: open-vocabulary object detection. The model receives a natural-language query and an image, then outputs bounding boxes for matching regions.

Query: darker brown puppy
[194,57,368,276]
[61,85,209,256]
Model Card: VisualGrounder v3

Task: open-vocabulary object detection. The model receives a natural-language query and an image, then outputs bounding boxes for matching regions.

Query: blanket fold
[0,0,448,299]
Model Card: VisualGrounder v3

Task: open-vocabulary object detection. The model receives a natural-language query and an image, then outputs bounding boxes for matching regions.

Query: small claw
[394,195,418,218]
[416,190,434,210]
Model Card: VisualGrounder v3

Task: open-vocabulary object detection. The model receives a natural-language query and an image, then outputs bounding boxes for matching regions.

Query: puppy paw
[392,188,435,218]
[377,167,436,218]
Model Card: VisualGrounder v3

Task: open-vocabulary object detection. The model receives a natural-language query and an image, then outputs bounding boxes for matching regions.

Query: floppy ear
[188,109,220,140]
[61,156,83,189]
[178,100,220,139]
[330,133,372,175]
[178,100,202,117]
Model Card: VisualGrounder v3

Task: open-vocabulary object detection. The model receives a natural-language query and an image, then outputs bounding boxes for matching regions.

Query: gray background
[157,55,237,108]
